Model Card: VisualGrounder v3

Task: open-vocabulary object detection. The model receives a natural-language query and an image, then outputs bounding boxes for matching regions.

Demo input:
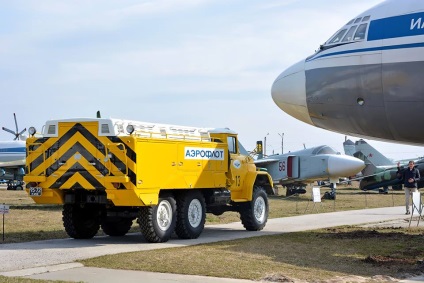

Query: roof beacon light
[28,127,37,136]
[126,124,135,135]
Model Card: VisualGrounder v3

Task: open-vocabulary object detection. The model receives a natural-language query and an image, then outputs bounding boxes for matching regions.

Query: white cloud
[45,0,375,87]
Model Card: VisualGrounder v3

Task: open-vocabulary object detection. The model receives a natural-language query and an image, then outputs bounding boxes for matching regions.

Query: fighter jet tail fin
[354,139,394,166]
[343,139,356,156]
[344,138,394,168]
[353,151,378,176]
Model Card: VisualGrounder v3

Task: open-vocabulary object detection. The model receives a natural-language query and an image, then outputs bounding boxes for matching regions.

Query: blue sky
[2,0,424,161]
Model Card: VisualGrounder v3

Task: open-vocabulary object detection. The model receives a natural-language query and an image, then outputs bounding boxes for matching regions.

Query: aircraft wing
[0,159,25,168]
[254,158,279,166]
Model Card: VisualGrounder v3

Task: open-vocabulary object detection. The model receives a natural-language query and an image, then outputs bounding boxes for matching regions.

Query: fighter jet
[271,0,424,146]
[254,142,365,197]
[343,138,423,193]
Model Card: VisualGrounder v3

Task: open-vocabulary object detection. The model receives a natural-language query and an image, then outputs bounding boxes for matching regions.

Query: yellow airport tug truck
[24,118,273,243]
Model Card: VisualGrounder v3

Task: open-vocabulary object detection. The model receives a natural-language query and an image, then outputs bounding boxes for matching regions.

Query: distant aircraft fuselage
[272,0,424,145]
[0,141,25,167]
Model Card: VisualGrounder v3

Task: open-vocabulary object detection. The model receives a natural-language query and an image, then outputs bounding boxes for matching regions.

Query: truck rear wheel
[62,204,101,239]
[101,218,133,236]
[239,185,268,231]
[175,191,206,239]
[139,195,176,243]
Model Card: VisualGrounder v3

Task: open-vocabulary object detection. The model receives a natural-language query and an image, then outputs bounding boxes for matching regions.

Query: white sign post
[0,204,9,242]
[0,204,9,214]
[409,192,423,228]
[304,187,323,213]
[312,187,321,203]
[412,192,421,215]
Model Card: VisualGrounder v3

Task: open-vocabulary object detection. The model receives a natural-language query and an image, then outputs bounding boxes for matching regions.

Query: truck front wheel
[139,195,176,243]
[175,191,206,239]
[62,204,101,239]
[239,186,268,231]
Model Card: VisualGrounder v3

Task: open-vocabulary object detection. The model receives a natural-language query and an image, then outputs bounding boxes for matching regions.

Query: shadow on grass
[9,205,62,211]
[1,225,143,246]
[1,230,69,244]
[269,195,310,202]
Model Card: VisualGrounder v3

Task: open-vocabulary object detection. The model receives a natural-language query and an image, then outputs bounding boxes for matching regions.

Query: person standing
[397,161,420,214]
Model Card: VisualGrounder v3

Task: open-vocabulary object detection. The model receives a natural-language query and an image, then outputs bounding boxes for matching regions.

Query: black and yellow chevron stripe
[27,123,136,190]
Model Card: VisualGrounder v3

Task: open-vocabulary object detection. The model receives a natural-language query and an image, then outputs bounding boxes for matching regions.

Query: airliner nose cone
[328,155,365,177]
[271,60,313,125]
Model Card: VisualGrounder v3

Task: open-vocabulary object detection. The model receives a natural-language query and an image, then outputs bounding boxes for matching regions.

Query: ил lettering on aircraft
[411,17,424,29]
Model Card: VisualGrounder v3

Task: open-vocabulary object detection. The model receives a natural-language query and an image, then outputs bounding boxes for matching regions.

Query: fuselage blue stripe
[306,42,424,62]
[368,12,424,41]
[0,147,25,153]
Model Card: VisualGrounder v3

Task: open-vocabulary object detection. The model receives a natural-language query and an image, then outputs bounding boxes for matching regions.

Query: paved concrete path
[1,206,423,282]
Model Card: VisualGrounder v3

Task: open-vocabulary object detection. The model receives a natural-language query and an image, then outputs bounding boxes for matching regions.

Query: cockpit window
[322,15,370,49]
[346,19,354,25]
[328,29,347,44]
[354,23,367,40]
[341,25,357,42]
[312,145,337,155]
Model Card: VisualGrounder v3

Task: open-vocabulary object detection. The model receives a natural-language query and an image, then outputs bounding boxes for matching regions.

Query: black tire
[15,185,23,190]
[62,204,101,239]
[175,191,206,239]
[239,186,268,231]
[138,195,176,243]
[101,218,133,236]
[286,186,295,197]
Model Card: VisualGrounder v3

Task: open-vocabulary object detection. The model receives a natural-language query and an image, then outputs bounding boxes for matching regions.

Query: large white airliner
[272,0,424,145]
[0,113,26,190]
[0,141,26,167]
[0,141,26,190]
